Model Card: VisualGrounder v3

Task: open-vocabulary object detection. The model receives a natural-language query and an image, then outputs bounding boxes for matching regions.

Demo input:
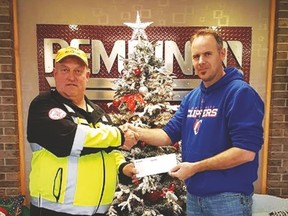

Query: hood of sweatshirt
[200,67,244,94]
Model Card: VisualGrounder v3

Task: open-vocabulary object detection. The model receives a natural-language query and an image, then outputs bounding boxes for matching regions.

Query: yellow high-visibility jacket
[27,90,127,215]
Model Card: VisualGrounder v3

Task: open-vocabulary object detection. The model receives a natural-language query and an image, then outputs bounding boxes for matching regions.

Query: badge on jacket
[49,108,67,120]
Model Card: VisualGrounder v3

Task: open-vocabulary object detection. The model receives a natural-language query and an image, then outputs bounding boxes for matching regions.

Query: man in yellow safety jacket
[27,46,138,216]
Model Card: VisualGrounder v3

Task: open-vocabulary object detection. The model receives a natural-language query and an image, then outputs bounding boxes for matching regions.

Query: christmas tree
[108,12,186,216]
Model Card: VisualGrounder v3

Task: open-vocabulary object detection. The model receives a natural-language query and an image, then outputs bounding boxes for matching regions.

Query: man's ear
[86,70,91,80]
[220,47,226,60]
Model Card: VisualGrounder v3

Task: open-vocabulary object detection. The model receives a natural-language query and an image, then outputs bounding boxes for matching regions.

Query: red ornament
[140,141,146,148]
[169,183,176,191]
[133,68,142,76]
[173,142,180,150]
[0,207,7,215]
[133,178,140,186]
[112,98,121,107]
[143,190,163,204]
[161,182,177,197]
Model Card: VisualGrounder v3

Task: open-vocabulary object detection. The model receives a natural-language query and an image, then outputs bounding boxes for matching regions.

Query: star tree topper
[124,11,153,41]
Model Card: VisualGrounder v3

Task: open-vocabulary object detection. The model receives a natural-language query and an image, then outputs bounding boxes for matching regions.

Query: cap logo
[55,46,88,66]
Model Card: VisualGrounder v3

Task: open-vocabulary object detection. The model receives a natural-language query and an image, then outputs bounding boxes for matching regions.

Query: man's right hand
[119,124,138,150]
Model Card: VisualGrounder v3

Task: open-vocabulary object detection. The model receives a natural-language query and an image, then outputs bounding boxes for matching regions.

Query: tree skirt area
[253,194,288,216]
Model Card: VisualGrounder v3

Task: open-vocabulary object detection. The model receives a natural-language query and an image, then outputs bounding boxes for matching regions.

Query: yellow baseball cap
[55,46,88,66]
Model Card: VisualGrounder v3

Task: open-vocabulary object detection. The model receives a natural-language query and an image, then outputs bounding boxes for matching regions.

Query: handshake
[119,124,139,151]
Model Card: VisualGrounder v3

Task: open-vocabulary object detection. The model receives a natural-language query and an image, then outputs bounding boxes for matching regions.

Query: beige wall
[18,0,271,196]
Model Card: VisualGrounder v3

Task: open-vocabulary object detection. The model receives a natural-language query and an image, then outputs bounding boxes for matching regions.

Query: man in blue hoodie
[129,29,264,215]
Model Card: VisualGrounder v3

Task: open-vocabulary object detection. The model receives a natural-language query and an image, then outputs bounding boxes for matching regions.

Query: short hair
[190,28,224,50]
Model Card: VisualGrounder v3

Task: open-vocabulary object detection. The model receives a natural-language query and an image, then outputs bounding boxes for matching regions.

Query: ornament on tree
[139,86,148,95]
[0,207,7,216]
[161,182,177,198]
[143,190,163,204]
[173,142,180,150]
[140,141,146,148]
[112,98,121,107]
[133,67,142,76]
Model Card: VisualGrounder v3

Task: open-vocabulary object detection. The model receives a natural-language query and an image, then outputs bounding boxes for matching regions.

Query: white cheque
[134,153,177,178]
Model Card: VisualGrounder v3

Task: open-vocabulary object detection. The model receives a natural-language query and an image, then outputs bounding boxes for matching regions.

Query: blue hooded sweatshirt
[163,67,264,196]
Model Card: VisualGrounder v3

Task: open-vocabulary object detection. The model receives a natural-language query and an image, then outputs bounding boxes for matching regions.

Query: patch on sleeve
[48,108,67,120]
